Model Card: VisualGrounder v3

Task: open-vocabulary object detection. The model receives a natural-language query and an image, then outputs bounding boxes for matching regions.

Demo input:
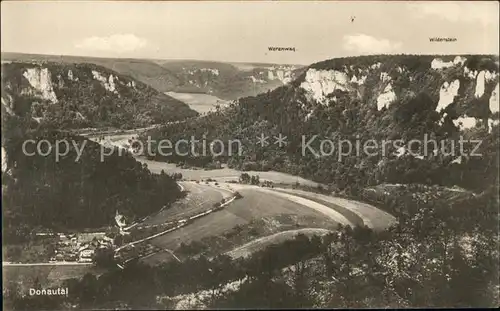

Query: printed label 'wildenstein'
[429,37,457,42]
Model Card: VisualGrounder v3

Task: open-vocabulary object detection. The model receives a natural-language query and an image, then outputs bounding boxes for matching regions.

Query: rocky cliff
[1,61,198,129]
[147,54,499,192]
[1,53,304,102]
[154,60,304,100]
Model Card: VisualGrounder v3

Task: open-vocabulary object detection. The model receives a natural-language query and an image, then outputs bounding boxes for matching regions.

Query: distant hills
[1,60,198,129]
[1,54,193,234]
[1,52,305,101]
[144,54,500,193]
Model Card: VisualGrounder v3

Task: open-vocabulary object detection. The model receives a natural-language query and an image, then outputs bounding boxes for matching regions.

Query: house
[79,257,93,263]
[115,211,127,228]
[79,248,95,262]
[80,249,95,258]
[78,244,89,252]
[35,231,54,237]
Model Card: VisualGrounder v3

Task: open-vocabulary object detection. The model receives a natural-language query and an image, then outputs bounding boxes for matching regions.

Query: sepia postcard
[1,1,499,310]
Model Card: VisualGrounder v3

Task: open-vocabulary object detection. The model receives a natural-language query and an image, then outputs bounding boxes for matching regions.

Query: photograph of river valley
[2,1,499,310]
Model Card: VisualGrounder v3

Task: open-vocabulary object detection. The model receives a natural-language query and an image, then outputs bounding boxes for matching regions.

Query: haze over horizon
[1,1,499,65]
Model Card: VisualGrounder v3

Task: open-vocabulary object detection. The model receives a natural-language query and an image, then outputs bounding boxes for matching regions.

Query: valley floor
[120,178,395,266]
[5,131,396,296]
[165,92,230,114]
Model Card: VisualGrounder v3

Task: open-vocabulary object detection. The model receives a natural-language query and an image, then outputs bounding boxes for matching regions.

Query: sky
[1,1,498,65]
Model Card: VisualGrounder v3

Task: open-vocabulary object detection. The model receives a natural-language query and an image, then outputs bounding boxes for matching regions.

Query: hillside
[1,115,184,240]
[8,186,497,309]
[4,54,499,310]
[155,59,305,100]
[1,60,197,129]
[144,54,499,193]
[1,52,304,101]
[0,59,191,235]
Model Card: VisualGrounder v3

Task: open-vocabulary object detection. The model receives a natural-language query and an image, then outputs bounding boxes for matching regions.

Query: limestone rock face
[300,69,349,104]
[22,67,58,103]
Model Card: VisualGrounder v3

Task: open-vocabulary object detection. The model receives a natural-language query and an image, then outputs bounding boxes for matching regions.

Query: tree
[239,173,251,184]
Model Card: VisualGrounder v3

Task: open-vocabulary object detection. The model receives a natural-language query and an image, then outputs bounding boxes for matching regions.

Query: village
[50,232,115,263]
[32,211,129,264]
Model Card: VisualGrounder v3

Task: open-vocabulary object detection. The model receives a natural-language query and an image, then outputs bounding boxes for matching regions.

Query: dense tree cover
[2,236,56,263]
[142,55,499,193]
[1,61,197,129]
[1,116,183,240]
[239,173,260,185]
[5,184,497,309]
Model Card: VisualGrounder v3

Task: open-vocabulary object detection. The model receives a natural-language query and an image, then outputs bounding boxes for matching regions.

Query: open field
[228,184,354,226]
[140,182,232,226]
[225,228,331,259]
[139,182,396,264]
[146,186,339,252]
[137,158,322,187]
[271,189,365,227]
[165,92,230,114]
[273,188,397,230]
[141,213,336,265]
[86,133,137,151]
[90,133,322,188]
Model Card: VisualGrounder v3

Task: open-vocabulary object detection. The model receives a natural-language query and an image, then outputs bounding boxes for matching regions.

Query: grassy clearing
[271,189,365,227]
[142,213,337,265]
[140,182,226,226]
[142,187,339,264]
[136,158,321,188]
[273,188,397,230]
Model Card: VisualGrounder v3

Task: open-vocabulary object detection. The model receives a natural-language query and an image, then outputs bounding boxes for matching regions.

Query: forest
[3,54,498,309]
[4,184,498,309]
[141,55,499,194]
[1,116,183,242]
[1,62,197,129]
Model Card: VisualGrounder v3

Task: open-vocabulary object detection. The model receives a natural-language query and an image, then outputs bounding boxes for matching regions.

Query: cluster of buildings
[50,232,114,263]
